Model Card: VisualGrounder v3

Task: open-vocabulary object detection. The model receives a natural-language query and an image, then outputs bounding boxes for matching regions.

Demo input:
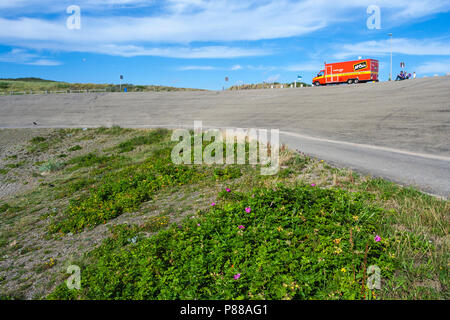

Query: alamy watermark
[171,121,280,175]
[367,5,381,30]
[367,265,381,290]
[66,264,81,290]
[66,5,81,30]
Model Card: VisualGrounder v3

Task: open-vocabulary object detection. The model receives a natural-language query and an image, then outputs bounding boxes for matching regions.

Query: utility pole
[388,33,393,81]
[120,75,123,92]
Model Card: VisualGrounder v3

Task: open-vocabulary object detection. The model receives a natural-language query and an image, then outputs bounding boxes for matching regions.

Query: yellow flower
[334,238,341,244]
[353,215,359,221]
[341,268,346,272]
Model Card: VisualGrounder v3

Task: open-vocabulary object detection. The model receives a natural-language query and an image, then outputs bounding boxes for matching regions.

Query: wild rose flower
[234,273,241,280]
[238,225,245,230]
[375,235,381,242]
[311,183,316,187]
[245,207,251,213]
[211,202,216,206]
[226,188,231,192]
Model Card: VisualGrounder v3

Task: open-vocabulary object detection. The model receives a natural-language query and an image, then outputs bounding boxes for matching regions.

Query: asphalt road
[1,76,449,197]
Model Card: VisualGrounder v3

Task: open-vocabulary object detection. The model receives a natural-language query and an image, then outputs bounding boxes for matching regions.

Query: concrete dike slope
[1,76,449,197]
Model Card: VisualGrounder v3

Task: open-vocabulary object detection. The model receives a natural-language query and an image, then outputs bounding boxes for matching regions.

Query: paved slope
[0,76,449,196]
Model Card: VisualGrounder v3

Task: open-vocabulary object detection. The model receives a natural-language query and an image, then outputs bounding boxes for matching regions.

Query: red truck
[312,59,379,86]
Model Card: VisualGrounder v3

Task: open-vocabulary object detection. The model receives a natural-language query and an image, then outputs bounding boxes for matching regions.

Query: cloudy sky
[1,0,449,89]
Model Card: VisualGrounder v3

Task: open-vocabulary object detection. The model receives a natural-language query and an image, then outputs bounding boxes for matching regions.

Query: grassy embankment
[0,78,203,94]
[228,82,311,90]
[0,127,447,300]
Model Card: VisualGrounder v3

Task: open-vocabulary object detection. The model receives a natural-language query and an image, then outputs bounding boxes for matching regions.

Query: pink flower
[311,183,316,187]
[245,207,251,213]
[211,202,216,206]
[234,273,241,280]
[226,188,231,192]
[238,225,245,230]
[197,223,201,227]
[374,235,381,242]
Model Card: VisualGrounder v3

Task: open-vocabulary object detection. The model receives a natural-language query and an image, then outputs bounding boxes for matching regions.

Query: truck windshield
[317,71,324,77]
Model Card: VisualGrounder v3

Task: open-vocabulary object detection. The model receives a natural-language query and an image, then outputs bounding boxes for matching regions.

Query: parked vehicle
[312,59,379,86]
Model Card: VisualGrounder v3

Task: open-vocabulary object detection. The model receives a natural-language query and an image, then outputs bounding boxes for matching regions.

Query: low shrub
[49,186,396,300]
[68,145,82,152]
[30,136,46,144]
[5,162,24,169]
[95,126,132,135]
[66,153,119,170]
[49,150,207,234]
[0,203,22,214]
[38,160,64,173]
[116,129,170,153]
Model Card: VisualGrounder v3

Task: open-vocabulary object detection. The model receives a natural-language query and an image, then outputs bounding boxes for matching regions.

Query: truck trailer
[312,59,379,86]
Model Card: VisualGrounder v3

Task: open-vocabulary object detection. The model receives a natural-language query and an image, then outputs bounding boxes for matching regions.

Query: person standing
[413,72,416,79]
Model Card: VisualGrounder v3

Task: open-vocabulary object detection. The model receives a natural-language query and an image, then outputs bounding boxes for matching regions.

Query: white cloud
[92,44,271,58]
[246,65,277,71]
[179,64,254,71]
[334,38,450,59]
[0,48,61,66]
[0,0,150,10]
[0,0,449,59]
[27,59,62,66]
[265,74,280,83]
[282,62,323,72]
[233,63,321,72]
[415,60,450,74]
[179,65,217,71]
[1,41,271,59]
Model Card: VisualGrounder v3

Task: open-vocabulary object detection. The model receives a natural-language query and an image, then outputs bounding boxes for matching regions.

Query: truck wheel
[314,81,321,86]
[354,78,359,84]
[347,79,353,84]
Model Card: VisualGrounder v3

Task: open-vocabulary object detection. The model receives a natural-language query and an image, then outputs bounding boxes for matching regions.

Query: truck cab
[312,70,325,86]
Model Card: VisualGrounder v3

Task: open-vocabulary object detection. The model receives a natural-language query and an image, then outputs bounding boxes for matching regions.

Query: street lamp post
[388,33,393,81]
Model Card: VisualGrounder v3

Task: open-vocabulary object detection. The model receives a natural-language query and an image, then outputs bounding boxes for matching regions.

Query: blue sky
[0,0,449,90]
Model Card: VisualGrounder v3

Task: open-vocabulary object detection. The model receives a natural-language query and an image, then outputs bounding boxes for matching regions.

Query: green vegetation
[48,148,209,234]
[38,160,64,173]
[28,137,51,153]
[0,203,22,214]
[68,145,82,152]
[229,82,311,90]
[94,126,132,136]
[49,186,395,300]
[0,78,203,94]
[0,127,447,300]
[65,153,119,170]
[30,137,46,144]
[5,161,25,169]
[115,129,170,153]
